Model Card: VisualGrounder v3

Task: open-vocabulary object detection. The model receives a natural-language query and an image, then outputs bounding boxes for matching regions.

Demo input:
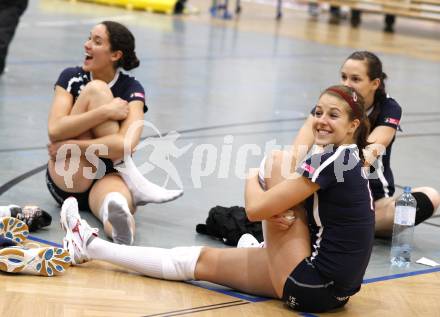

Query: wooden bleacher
[309,0,440,22]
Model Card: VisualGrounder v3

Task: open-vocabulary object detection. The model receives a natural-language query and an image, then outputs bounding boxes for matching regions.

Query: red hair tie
[326,87,361,118]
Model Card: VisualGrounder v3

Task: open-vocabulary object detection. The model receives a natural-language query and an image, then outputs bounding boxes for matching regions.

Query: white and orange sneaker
[0,246,71,276]
[0,216,29,244]
[60,197,98,265]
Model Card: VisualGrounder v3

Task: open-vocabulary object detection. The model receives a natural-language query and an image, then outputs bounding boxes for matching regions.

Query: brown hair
[344,51,387,126]
[101,21,140,71]
[321,85,371,161]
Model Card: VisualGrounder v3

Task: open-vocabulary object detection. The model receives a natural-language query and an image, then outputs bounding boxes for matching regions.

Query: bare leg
[195,207,310,298]
[374,186,440,238]
[79,215,309,298]
[70,80,119,138]
[49,80,137,244]
[373,197,395,238]
[62,149,310,297]
[195,247,276,297]
[196,150,311,298]
[263,150,311,296]
[48,80,119,193]
[48,156,95,193]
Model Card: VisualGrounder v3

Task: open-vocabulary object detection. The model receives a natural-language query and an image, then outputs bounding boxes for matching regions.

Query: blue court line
[28,235,62,248]
[363,266,440,284]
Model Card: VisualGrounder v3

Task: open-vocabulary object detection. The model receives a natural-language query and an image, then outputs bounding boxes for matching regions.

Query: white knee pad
[162,246,202,281]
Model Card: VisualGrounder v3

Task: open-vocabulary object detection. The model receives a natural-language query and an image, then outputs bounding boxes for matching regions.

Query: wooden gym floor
[0,0,439,316]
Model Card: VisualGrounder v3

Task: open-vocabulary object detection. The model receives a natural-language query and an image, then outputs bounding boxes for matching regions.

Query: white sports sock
[87,237,202,280]
[99,192,134,245]
[115,156,183,206]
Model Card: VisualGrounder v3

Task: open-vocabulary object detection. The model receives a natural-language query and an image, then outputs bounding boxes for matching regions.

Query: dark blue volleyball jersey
[296,145,375,297]
[368,97,402,200]
[309,97,402,201]
[55,66,147,113]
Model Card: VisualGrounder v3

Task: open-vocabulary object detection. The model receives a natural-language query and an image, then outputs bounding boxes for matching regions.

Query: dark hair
[101,21,140,71]
[345,51,387,125]
[322,85,371,161]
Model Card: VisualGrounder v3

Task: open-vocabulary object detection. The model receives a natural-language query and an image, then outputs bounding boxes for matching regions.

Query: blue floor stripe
[363,266,440,284]
[28,235,63,248]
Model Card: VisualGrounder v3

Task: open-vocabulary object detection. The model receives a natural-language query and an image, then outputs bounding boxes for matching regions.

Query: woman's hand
[267,210,296,230]
[47,141,68,161]
[105,98,129,121]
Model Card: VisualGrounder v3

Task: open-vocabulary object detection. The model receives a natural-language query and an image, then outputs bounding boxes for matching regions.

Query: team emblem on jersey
[301,162,315,174]
[130,92,145,99]
[385,117,400,126]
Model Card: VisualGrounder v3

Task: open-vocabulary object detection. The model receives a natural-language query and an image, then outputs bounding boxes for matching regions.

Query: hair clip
[352,91,358,102]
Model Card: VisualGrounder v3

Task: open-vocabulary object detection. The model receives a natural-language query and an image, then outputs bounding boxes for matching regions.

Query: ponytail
[101,21,140,71]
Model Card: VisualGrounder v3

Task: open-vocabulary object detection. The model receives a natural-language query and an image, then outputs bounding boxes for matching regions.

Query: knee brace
[413,192,435,225]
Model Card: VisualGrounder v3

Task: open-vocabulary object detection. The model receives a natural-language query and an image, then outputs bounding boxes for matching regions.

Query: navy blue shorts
[282,258,350,313]
[45,158,117,211]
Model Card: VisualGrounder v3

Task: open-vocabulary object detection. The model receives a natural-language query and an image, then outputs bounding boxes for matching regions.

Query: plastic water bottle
[390,187,417,267]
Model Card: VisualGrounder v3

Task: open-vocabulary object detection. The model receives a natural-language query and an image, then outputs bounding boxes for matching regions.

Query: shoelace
[66,219,98,263]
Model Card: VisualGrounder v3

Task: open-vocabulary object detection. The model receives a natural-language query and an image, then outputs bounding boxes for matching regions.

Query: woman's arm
[242,115,316,222]
[47,86,125,142]
[245,169,319,221]
[290,114,315,169]
[51,100,144,161]
[363,126,396,165]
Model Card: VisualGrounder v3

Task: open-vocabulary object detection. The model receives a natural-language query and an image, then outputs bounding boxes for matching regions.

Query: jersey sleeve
[296,149,337,190]
[123,79,148,113]
[54,67,78,91]
[375,98,402,130]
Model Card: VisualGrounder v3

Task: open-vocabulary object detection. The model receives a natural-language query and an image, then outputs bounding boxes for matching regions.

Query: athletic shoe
[237,233,264,248]
[0,246,71,276]
[60,197,98,264]
[10,205,52,232]
[0,217,29,244]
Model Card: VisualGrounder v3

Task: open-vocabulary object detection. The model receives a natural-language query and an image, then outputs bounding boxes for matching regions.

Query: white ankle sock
[99,192,134,245]
[87,238,202,280]
[115,156,183,206]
